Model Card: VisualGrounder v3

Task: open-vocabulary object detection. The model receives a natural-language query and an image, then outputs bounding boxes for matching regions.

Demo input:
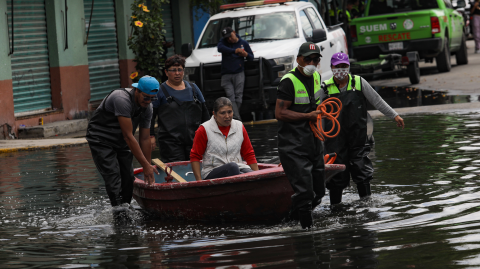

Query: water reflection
[3,114,480,267]
[370,86,477,110]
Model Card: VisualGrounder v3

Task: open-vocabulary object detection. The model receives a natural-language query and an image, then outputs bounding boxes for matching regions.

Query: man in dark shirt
[86,76,159,213]
[275,42,324,229]
[217,27,254,120]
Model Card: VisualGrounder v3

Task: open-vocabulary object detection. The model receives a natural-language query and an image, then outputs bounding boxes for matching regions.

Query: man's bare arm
[275,99,320,122]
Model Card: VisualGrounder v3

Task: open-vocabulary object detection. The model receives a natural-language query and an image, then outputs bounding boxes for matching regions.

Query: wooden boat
[133,161,345,222]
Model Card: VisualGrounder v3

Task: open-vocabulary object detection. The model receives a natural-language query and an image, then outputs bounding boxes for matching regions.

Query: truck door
[443,0,463,49]
[299,8,333,77]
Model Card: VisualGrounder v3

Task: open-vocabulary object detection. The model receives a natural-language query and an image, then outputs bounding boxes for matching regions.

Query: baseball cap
[222,27,234,39]
[331,52,350,66]
[132,76,159,95]
[298,42,322,57]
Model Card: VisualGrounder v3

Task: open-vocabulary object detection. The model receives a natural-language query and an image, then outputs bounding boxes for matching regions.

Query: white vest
[201,116,250,179]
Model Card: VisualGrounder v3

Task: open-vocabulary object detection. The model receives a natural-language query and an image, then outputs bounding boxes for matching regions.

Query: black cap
[222,27,234,39]
[297,42,322,57]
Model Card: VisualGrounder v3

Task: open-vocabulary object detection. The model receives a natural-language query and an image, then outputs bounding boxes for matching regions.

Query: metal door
[7,0,53,114]
[84,0,121,102]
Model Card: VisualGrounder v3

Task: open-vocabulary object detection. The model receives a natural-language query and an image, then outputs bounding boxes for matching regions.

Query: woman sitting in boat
[190,97,259,180]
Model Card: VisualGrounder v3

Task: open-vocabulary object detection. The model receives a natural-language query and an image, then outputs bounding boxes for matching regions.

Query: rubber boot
[357,183,371,199]
[232,102,242,121]
[329,188,343,205]
[299,210,313,229]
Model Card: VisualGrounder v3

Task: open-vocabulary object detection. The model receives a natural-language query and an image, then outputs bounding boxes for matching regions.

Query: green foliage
[128,0,169,82]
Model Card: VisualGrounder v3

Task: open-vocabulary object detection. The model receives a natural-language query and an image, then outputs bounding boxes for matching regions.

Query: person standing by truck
[471,0,480,53]
[217,27,254,121]
[321,53,404,206]
[275,42,324,229]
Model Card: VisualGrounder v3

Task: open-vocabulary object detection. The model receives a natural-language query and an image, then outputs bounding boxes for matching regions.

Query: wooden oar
[152,158,187,183]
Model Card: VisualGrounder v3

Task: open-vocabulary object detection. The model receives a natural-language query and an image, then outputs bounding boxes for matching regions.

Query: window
[443,0,453,9]
[299,10,314,40]
[199,12,298,48]
[368,0,439,16]
[306,8,324,30]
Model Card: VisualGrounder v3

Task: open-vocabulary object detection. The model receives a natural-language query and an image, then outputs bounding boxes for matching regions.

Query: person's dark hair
[165,54,186,70]
[213,97,232,113]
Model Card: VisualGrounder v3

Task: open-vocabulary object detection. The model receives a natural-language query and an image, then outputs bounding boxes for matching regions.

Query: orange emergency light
[220,0,292,10]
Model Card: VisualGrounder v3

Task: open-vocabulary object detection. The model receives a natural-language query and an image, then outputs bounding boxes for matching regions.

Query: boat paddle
[152,158,187,183]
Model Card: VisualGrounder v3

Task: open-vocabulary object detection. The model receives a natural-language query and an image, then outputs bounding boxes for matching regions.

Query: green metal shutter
[84,0,121,102]
[161,2,174,58]
[7,0,53,114]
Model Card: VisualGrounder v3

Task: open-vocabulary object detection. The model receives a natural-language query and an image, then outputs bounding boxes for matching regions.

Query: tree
[128,0,169,82]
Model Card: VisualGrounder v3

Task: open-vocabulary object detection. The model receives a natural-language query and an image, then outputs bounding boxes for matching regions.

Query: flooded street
[3,113,480,268]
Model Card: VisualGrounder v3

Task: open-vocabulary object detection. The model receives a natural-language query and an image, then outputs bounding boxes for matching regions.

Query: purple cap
[331,52,350,66]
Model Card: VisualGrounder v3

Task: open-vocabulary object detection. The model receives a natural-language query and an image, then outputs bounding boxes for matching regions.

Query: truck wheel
[456,34,468,65]
[436,38,451,73]
[407,61,420,84]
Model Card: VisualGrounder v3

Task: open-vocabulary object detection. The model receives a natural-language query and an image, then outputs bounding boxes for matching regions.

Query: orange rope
[309,97,342,141]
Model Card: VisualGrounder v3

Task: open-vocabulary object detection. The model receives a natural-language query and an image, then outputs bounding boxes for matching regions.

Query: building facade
[0,0,194,139]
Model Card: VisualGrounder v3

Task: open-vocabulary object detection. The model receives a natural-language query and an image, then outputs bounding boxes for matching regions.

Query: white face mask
[332,67,350,80]
[299,64,318,76]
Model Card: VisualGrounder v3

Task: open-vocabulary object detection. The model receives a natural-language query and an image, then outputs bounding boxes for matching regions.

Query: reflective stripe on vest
[280,68,322,104]
[324,74,362,95]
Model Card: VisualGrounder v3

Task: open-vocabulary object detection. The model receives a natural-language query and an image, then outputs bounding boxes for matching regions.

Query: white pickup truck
[182,0,348,120]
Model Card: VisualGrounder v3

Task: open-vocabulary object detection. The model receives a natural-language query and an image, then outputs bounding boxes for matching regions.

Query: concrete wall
[0,0,16,137]
[116,0,136,88]
[172,0,194,54]
[45,0,90,121]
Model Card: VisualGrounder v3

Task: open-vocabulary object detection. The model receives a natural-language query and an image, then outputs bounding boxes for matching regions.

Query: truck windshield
[368,0,439,16]
[198,12,298,48]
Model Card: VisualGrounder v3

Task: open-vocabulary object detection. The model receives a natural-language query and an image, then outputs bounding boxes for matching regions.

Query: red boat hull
[133,162,345,222]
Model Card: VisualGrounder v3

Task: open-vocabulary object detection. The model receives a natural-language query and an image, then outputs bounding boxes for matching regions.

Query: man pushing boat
[86,76,159,215]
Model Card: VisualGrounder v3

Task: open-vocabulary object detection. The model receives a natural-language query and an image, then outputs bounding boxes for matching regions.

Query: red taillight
[350,25,357,42]
[401,56,409,66]
[431,17,441,34]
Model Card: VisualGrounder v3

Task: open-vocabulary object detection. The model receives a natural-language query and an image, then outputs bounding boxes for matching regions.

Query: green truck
[349,0,468,73]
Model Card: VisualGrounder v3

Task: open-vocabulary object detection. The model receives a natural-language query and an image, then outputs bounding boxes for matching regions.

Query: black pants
[204,162,253,180]
[88,141,134,206]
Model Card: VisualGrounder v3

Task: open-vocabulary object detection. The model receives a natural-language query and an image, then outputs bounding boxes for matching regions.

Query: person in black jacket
[217,27,254,121]
[150,55,210,163]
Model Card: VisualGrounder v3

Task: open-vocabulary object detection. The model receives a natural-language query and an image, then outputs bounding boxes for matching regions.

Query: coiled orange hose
[309,97,342,141]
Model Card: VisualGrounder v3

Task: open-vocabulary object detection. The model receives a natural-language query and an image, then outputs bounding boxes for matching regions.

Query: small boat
[133,161,345,222]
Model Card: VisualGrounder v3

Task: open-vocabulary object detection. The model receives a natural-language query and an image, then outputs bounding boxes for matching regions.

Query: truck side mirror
[312,29,327,43]
[181,43,192,58]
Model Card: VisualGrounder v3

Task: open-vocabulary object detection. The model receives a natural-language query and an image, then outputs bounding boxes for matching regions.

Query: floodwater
[3,113,480,268]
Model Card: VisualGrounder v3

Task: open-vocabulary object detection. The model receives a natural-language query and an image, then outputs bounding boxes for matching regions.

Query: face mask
[332,67,350,80]
[299,64,318,76]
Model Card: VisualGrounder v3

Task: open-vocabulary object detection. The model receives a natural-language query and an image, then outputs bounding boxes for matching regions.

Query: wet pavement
[3,113,480,267]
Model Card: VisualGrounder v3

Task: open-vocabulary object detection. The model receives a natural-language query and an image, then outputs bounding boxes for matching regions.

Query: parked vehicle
[453,0,472,37]
[182,0,348,120]
[350,0,469,74]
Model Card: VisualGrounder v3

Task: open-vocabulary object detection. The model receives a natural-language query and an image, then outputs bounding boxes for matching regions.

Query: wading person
[322,52,404,206]
[217,27,254,121]
[150,55,210,162]
[471,0,480,53]
[275,42,325,229]
[86,76,159,212]
[190,97,258,181]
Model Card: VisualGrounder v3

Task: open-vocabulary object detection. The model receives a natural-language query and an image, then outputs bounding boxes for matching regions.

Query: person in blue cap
[321,53,404,207]
[86,75,160,215]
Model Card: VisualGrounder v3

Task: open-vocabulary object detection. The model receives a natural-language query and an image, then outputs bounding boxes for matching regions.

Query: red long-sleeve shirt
[190,125,257,165]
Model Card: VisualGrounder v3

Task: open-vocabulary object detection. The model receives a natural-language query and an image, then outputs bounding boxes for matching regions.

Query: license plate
[388,42,403,51]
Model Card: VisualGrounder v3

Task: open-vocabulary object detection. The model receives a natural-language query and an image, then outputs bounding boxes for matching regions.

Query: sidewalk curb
[0,139,88,153]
